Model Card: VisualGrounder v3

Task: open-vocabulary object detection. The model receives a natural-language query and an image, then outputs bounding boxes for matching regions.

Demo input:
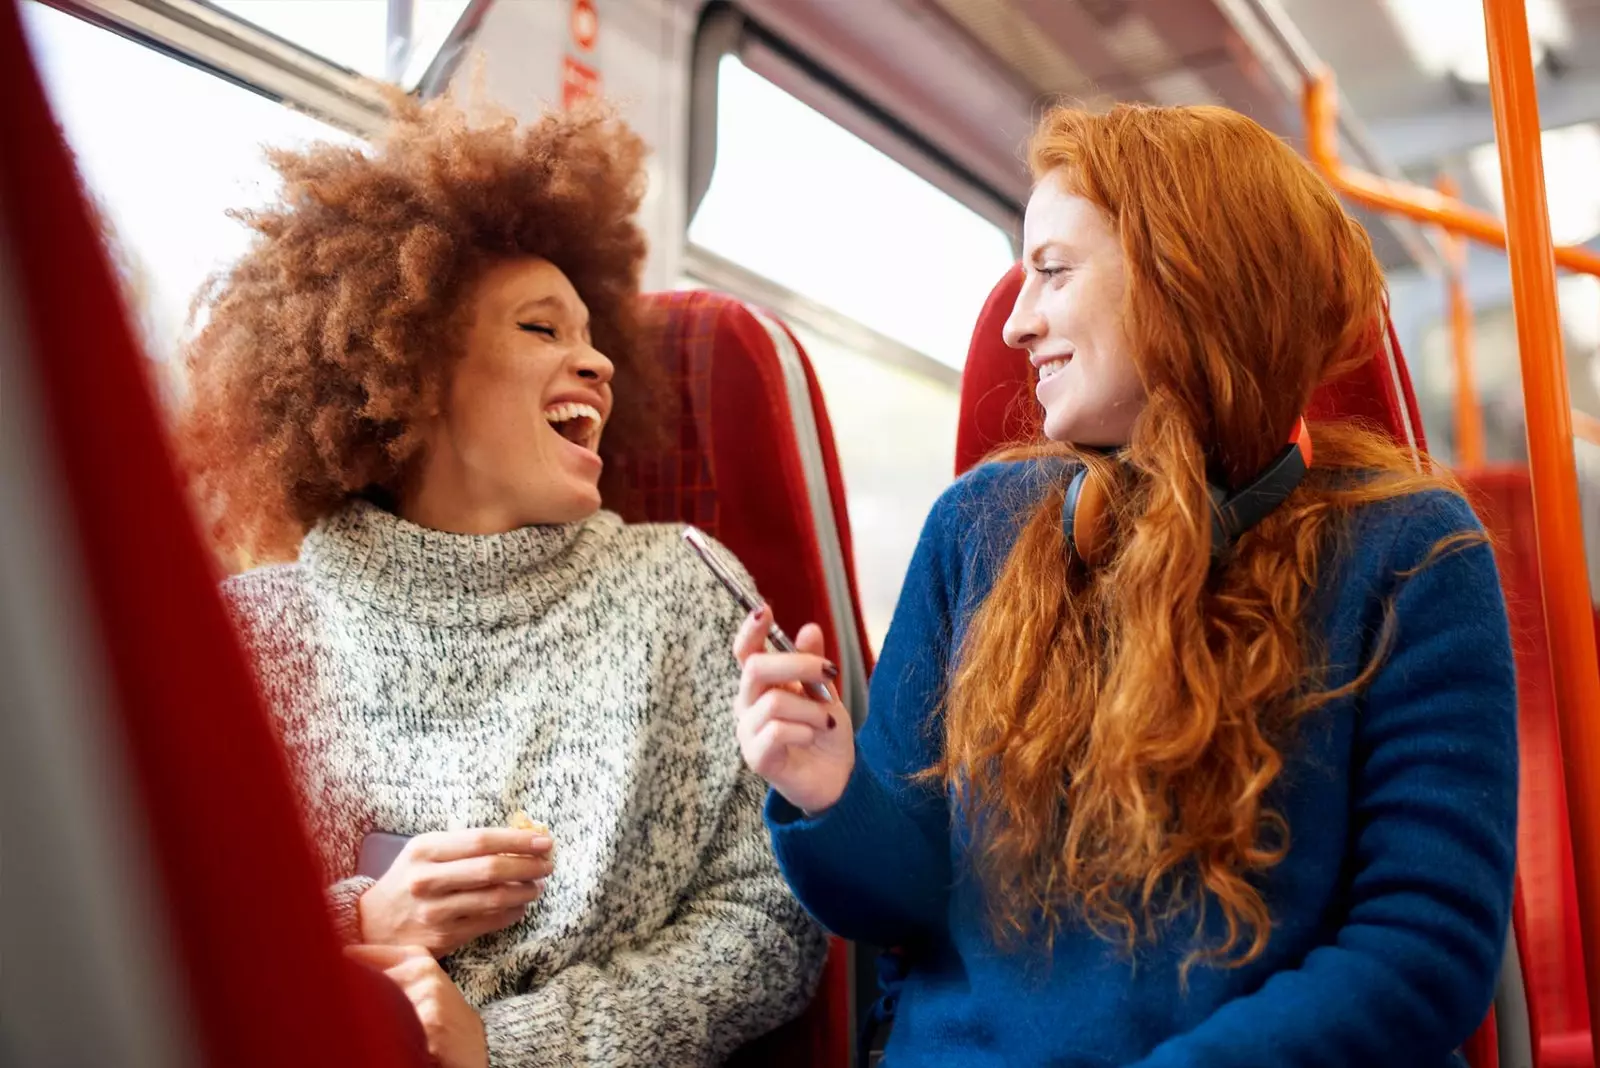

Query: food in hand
[509,809,550,836]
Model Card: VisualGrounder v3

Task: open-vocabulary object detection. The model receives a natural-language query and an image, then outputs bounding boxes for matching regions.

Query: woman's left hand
[346,944,489,1068]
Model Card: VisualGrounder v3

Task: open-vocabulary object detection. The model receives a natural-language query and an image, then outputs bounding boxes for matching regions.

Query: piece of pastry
[509,809,550,835]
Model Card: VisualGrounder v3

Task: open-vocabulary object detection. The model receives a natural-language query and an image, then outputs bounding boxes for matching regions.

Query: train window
[22,2,358,368]
[687,52,1016,650]
[210,0,473,87]
[690,53,1015,371]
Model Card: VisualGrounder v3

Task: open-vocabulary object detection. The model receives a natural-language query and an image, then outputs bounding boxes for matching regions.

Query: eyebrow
[1028,240,1077,262]
[514,296,590,329]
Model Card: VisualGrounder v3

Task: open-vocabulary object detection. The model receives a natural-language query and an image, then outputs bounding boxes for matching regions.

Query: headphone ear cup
[1063,467,1114,569]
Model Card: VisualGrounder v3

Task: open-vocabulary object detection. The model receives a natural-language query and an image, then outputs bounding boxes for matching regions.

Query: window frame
[686,1,1021,390]
[32,0,496,137]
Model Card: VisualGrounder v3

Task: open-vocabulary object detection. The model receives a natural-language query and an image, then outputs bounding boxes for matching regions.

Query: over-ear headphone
[1062,418,1313,569]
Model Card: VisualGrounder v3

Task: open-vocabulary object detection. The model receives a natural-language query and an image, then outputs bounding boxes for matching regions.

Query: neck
[400,448,531,535]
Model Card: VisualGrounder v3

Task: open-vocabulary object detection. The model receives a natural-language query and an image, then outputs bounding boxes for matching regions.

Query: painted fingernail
[827,714,838,730]
[821,662,839,679]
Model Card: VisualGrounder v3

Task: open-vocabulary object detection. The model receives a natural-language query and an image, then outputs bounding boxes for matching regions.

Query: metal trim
[38,0,393,135]
[681,243,962,391]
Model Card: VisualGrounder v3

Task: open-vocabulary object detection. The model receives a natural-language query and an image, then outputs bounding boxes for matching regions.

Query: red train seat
[1461,467,1594,1068]
[626,288,877,1067]
[953,264,1541,1068]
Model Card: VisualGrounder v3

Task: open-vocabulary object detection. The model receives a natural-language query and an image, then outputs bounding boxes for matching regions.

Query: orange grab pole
[1437,174,1487,470]
[1303,72,1600,279]
[1485,0,1600,1046]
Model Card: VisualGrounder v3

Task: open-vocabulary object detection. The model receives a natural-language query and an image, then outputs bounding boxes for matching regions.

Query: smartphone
[357,831,412,879]
[682,526,833,703]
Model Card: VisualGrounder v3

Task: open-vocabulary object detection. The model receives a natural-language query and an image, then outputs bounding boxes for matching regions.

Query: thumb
[794,622,829,659]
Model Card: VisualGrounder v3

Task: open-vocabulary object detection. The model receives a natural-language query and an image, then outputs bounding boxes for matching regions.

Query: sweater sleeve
[1130,497,1519,1068]
[222,569,373,947]
[478,538,828,1068]
[764,473,972,947]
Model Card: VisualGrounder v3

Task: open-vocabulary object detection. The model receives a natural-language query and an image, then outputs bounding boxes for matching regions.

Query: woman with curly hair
[176,93,826,1068]
[731,103,1517,1066]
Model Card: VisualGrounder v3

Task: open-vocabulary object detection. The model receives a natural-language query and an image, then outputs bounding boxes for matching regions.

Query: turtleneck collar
[300,498,621,628]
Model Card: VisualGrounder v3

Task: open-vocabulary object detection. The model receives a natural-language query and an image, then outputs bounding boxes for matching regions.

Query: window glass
[23,2,359,367]
[210,0,472,87]
[690,53,1016,371]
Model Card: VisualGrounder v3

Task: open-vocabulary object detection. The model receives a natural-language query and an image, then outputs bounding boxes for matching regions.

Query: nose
[572,341,614,385]
[1002,290,1045,351]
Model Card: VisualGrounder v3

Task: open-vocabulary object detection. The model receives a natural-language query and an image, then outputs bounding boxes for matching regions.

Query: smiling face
[1003,171,1147,447]
[401,257,615,533]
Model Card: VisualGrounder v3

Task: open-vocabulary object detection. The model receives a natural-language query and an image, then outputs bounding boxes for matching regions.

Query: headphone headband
[1062,418,1311,568]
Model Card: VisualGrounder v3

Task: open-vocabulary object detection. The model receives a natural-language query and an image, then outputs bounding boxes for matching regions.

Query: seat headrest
[955,265,1428,476]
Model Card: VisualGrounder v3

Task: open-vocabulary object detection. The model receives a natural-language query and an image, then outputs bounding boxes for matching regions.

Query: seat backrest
[626,290,873,716]
[955,265,1429,476]
[627,288,875,1068]
[0,3,429,1064]
[1463,467,1595,1068]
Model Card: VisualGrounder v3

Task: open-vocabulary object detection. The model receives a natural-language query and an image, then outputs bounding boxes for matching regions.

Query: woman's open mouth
[543,402,602,453]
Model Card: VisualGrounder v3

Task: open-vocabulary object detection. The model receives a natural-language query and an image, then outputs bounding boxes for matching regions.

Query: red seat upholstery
[0,2,431,1064]
[953,265,1542,1068]
[625,288,873,1068]
[1462,468,1594,1068]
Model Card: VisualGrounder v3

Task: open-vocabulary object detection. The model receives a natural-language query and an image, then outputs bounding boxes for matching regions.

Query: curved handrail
[1303,71,1600,279]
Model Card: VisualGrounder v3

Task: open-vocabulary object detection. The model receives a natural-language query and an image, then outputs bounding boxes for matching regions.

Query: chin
[547,482,604,524]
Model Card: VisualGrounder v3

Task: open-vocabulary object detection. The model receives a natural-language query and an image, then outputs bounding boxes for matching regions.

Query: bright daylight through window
[689,53,1016,650]
[22,2,359,369]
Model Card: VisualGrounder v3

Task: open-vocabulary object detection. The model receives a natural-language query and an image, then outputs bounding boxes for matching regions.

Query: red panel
[0,2,427,1064]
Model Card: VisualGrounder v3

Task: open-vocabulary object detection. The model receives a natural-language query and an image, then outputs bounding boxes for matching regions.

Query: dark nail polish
[827,714,837,730]
[821,662,840,679]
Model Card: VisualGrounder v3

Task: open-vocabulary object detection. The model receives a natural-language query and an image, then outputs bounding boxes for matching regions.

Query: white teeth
[542,402,601,425]
[1038,357,1072,381]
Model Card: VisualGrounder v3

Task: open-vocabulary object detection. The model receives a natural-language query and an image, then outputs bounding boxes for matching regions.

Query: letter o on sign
[571,0,598,52]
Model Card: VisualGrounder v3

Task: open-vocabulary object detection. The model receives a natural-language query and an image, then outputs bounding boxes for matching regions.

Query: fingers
[732,605,771,665]
[794,622,827,657]
[439,881,547,920]
[409,829,555,863]
[738,652,839,708]
[457,899,541,942]
[738,688,835,740]
[413,852,556,895]
[744,720,818,777]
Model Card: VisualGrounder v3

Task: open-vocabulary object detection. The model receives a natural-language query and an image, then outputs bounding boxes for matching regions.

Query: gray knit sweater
[223,499,828,1067]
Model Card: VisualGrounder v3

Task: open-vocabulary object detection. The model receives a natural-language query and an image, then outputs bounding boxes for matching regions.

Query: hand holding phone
[683,527,856,815]
[356,828,555,956]
[682,527,832,703]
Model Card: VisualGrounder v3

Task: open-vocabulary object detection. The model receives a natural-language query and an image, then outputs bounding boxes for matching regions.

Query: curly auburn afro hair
[174,91,656,569]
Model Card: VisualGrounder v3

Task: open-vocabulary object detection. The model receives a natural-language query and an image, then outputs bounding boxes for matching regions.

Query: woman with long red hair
[732,102,1517,1066]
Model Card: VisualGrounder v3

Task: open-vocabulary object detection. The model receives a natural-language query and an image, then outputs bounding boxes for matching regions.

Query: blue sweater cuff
[763,758,947,944]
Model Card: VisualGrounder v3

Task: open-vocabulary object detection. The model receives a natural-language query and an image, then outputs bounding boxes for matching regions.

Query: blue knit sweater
[768,460,1518,1067]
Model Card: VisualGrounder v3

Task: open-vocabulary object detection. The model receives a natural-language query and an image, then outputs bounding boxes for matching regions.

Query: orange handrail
[1485,0,1600,1049]
[1303,71,1600,279]
[1437,174,1487,469]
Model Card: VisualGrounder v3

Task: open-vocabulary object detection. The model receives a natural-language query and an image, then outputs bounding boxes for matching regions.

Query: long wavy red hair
[935,103,1470,970]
